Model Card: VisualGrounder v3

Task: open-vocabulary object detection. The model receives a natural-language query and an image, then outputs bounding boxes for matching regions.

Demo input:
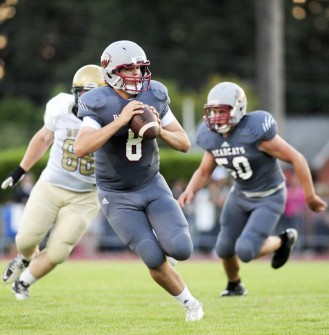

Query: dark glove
[1,166,26,189]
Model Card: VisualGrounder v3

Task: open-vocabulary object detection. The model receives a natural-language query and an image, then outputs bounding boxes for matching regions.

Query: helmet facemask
[72,84,98,115]
[204,105,235,134]
[113,63,151,95]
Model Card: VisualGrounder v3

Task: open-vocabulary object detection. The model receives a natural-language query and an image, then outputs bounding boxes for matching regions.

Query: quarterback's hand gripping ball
[130,105,160,140]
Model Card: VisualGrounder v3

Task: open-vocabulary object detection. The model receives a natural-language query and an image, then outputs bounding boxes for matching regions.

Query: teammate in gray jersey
[1,65,104,300]
[74,40,204,321]
[178,82,327,296]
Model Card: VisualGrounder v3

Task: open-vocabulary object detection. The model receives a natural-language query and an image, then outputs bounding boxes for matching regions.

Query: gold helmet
[72,64,105,113]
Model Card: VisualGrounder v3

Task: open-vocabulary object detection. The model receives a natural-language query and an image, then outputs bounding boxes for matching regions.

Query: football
[130,105,160,139]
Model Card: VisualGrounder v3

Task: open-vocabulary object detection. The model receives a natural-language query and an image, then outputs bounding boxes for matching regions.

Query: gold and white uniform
[16,93,99,264]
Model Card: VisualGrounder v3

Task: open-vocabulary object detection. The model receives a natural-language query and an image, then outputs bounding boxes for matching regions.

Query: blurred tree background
[0,0,328,150]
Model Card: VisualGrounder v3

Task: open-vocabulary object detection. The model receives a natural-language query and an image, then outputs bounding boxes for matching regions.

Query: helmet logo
[101,56,111,68]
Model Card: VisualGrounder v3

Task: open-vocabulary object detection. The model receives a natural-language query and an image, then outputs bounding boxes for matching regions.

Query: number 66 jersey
[40,92,96,192]
[197,110,285,196]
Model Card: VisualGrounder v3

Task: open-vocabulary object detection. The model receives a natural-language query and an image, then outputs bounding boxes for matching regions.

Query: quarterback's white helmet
[100,40,151,95]
[204,82,247,134]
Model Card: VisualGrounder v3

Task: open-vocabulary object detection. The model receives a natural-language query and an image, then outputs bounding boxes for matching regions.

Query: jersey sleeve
[161,107,176,127]
[149,80,171,119]
[44,93,75,131]
[196,122,217,151]
[77,88,107,126]
[248,111,278,141]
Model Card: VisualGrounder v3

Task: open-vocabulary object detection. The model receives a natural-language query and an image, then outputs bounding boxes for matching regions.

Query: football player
[178,82,327,296]
[1,65,104,300]
[74,40,204,321]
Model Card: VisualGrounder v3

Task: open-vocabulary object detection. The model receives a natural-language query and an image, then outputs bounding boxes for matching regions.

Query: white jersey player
[1,65,105,300]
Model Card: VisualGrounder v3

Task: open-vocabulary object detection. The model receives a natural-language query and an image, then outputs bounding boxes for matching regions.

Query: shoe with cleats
[2,255,30,284]
[220,282,247,297]
[12,279,30,300]
[271,228,298,269]
[184,301,204,321]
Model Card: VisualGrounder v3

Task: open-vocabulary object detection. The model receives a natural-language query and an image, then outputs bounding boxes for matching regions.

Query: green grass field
[0,257,328,335]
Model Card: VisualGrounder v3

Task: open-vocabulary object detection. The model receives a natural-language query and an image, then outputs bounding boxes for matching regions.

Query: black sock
[227,279,241,289]
[279,231,288,247]
[22,259,30,267]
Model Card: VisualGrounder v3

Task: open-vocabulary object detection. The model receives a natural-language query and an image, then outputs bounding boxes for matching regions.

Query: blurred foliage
[0,0,328,117]
[0,97,44,150]
[0,147,49,203]
[0,147,201,203]
[0,74,258,150]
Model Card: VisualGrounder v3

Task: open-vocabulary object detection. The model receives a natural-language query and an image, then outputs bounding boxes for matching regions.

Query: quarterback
[1,65,104,300]
[74,40,204,321]
[178,82,327,296]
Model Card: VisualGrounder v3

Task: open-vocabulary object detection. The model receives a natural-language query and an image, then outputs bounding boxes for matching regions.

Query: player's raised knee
[170,233,193,261]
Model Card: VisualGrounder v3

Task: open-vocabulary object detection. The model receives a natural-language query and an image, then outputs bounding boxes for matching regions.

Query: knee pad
[235,237,255,263]
[16,232,41,256]
[215,236,235,259]
[169,233,192,261]
[136,239,165,269]
[47,242,73,265]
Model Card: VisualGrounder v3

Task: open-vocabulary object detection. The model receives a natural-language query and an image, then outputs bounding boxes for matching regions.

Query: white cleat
[184,301,204,321]
[2,255,30,285]
[12,279,30,300]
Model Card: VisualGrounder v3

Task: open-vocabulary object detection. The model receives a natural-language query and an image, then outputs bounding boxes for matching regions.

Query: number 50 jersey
[40,93,96,192]
[197,110,285,195]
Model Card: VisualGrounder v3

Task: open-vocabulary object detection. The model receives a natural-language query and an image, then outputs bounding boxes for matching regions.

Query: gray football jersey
[197,111,285,193]
[78,80,170,191]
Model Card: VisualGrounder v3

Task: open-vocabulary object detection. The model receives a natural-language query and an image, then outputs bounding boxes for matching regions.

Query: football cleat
[12,279,30,300]
[2,254,30,284]
[271,228,298,269]
[184,301,204,321]
[220,283,247,297]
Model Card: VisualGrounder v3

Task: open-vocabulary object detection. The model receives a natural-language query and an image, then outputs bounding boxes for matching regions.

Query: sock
[278,231,288,248]
[227,279,241,289]
[174,286,197,307]
[19,268,37,286]
[20,249,39,264]
[21,258,30,267]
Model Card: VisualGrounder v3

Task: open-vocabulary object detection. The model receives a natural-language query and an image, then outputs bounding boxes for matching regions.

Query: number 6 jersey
[197,110,285,196]
[40,93,96,192]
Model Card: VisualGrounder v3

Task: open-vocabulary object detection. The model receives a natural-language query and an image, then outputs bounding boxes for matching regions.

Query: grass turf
[0,257,328,335]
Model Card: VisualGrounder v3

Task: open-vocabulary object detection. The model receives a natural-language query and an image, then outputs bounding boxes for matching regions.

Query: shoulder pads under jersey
[244,110,277,140]
[79,87,108,109]
[196,122,217,151]
[149,80,170,103]
[44,93,75,130]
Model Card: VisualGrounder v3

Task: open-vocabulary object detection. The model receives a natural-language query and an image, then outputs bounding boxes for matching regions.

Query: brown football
[130,106,160,139]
